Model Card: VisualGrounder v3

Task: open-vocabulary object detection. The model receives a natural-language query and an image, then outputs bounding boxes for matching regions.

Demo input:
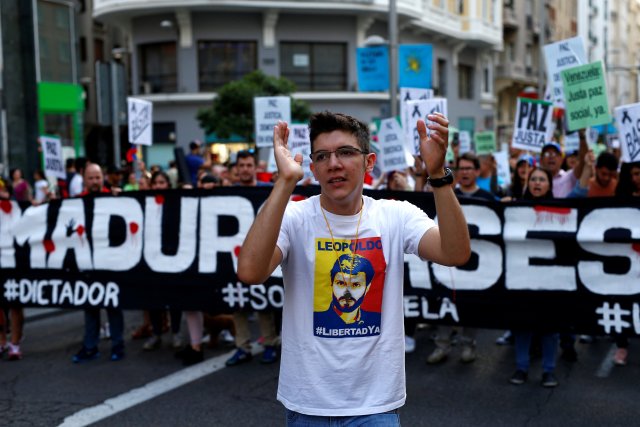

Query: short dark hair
[457,152,480,170]
[330,254,375,286]
[596,151,618,171]
[309,111,370,153]
[74,157,88,172]
[236,149,255,163]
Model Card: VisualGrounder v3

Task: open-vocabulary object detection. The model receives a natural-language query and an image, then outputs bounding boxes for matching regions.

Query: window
[198,41,257,91]
[37,0,75,83]
[437,59,447,97]
[139,42,177,94]
[280,42,347,91]
[458,64,474,99]
[525,44,533,75]
[482,59,492,94]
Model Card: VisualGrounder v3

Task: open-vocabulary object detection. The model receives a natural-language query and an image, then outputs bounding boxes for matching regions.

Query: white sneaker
[220,329,235,344]
[100,322,110,340]
[172,334,183,349]
[405,336,416,353]
[143,336,161,351]
[201,334,211,344]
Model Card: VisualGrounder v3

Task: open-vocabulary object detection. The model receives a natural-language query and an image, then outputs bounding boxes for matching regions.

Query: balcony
[93,0,502,48]
[503,7,518,30]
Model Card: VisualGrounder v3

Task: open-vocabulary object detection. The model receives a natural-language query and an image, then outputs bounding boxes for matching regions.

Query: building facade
[93,0,502,167]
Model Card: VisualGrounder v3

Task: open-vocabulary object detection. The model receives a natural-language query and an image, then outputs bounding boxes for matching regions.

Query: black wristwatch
[427,167,454,188]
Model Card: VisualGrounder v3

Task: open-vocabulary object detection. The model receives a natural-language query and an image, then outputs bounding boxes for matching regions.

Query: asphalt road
[1,309,638,426]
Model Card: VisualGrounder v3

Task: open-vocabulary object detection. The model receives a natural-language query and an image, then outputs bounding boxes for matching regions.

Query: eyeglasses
[310,146,368,163]
[457,167,475,172]
[543,151,559,158]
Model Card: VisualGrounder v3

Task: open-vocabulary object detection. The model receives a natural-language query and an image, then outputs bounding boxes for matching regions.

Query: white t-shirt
[34,179,49,203]
[69,173,83,197]
[276,195,436,416]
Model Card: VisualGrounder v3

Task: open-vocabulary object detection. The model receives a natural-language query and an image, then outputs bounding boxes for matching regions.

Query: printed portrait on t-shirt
[313,237,386,338]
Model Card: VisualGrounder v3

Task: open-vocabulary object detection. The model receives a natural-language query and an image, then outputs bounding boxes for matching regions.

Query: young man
[238,111,470,423]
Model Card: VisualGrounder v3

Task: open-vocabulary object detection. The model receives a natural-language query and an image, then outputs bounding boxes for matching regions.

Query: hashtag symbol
[596,302,630,334]
[315,327,323,335]
[3,279,19,301]
[221,282,249,308]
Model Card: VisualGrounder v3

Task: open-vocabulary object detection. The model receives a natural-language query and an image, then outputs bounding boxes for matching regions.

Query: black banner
[1,188,639,336]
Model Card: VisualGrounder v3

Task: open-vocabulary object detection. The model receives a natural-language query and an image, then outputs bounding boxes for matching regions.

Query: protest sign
[398,44,433,89]
[254,96,291,148]
[377,118,410,173]
[2,189,640,337]
[493,150,511,188]
[356,46,389,91]
[127,98,153,146]
[288,123,315,182]
[543,36,587,107]
[474,131,497,155]
[407,98,447,155]
[511,98,554,152]
[401,87,434,159]
[41,136,65,180]
[561,61,610,131]
[458,130,472,155]
[614,102,640,162]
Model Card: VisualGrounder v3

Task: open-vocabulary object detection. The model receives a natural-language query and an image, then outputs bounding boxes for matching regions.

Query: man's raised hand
[273,121,304,184]
[416,113,449,178]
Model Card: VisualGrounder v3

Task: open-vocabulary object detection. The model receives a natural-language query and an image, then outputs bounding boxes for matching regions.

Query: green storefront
[37,82,85,158]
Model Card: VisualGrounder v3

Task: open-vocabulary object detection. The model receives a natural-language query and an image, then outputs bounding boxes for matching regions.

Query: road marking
[59,348,239,427]
[595,344,617,378]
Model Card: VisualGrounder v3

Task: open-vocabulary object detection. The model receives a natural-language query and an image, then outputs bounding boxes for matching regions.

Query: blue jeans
[514,331,559,373]
[83,307,124,350]
[285,409,400,427]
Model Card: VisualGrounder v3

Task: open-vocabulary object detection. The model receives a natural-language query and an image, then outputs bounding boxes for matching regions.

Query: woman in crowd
[142,171,184,351]
[502,155,534,201]
[33,169,50,204]
[509,167,559,388]
[610,161,640,365]
[10,168,32,202]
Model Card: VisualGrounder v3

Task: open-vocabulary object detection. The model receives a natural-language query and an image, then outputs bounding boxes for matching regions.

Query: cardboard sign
[288,124,315,183]
[561,61,610,131]
[377,117,410,173]
[493,150,511,188]
[41,136,65,180]
[406,98,448,155]
[474,131,497,155]
[614,102,640,162]
[398,44,433,89]
[543,36,587,107]
[458,130,472,155]
[356,46,390,91]
[254,97,292,148]
[511,98,554,152]
[127,98,153,146]
[400,87,434,160]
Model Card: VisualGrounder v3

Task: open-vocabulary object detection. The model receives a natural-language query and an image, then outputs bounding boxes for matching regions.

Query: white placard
[493,150,511,188]
[406,98,448,155]
[127,98,153,146]
[41,136,65,180]
[401,87,434,156]
[288,123,315,183]
[458,130,472,155]
[254,96,291,148]
[564,127,597,154]
[377,118,410,173]
[543,36,587,107]
[511,98,555,153]
[614,102,640,162]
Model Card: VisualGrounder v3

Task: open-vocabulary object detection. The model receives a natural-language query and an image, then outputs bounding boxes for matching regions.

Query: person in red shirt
[73,162,125,363]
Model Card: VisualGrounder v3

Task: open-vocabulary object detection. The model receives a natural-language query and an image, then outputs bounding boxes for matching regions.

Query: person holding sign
[236,111,470,423]
[539,132,588,198]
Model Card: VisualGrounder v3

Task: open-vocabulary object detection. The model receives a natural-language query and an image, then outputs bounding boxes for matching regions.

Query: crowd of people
[0,125,638,393]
